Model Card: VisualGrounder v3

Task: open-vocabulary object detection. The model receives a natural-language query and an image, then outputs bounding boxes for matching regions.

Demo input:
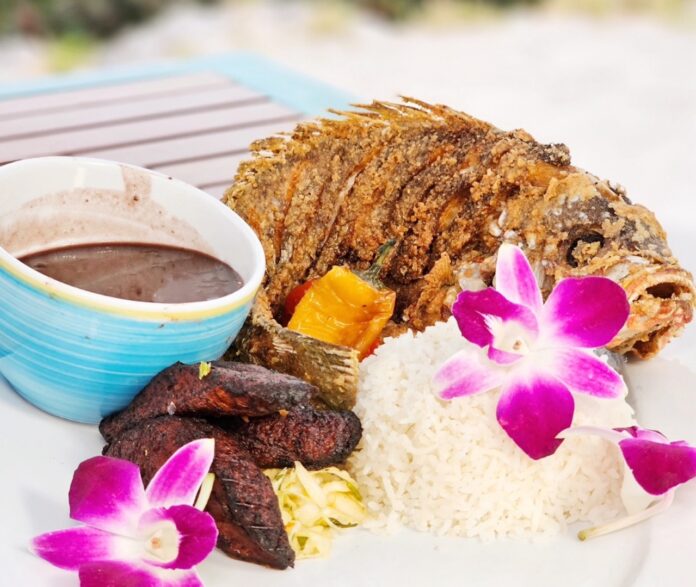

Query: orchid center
[486,316,535,357]
[142,520,179,565]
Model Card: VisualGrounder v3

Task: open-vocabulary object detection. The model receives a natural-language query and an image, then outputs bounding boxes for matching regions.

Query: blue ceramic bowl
[0,157,265,423]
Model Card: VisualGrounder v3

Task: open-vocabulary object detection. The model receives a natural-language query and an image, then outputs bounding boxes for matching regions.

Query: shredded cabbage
[264,462,366,559]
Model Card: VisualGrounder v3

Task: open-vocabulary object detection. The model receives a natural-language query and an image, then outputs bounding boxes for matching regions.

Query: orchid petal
[558,426,688,511]
[559,428,656,514]
[494,244,543,312]
[452,288,538,351]
[557,426,628,444]
[146,439,215,508]
[69,456,147,535]
[616,426,669,444]
[540,277,629,348]
[550,348,626,398]
[497,374,574,459]
[620,461,657,515]
[434,349,505,400]
[619,437,696,496]
[79,561,203,587]
[487,347,524,365]
[139,505,218,570]
[30,527,138,571]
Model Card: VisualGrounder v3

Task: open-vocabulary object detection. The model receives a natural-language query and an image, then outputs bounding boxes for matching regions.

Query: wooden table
[0,54,352,197]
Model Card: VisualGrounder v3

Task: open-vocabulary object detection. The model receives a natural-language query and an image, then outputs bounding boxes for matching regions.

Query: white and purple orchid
[31,439,218,587]
[435,243,630,459]
[560,425,696,540]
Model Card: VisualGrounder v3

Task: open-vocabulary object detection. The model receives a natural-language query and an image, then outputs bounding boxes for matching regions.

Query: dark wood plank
[0,101,296,163]
[151,153,248,187]
[198,182,231,199]
[86,119,298,168]
[0,86,264,140]
[0,72,232,119]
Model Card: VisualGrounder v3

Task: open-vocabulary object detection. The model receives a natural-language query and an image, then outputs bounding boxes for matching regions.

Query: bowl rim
[0,156,266,321]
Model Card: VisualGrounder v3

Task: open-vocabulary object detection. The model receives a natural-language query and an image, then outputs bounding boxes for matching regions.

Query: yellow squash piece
[288,242,396,359]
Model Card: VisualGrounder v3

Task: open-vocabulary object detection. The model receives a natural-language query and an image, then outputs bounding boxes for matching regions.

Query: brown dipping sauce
[21,243,244,303]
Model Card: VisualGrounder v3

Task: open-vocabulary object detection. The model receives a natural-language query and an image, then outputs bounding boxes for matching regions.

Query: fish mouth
[608,263,695,358]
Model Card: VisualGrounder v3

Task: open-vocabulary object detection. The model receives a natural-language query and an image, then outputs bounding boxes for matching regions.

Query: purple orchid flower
[434,243,630,459]
[560,426,696,540]
[31,439,218,587]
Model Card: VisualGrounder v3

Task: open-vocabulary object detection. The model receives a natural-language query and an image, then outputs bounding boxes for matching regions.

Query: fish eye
[567,232,605,267]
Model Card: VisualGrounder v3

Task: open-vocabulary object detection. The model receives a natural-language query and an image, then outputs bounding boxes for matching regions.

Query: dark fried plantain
[103,416,295,569]
[100,361,316,442]
[225,406,362,470]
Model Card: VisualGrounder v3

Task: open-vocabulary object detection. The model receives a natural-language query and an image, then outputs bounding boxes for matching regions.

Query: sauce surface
[21,243,244,303]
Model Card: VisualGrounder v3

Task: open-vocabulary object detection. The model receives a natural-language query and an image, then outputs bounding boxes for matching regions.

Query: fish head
[518,173,695,358]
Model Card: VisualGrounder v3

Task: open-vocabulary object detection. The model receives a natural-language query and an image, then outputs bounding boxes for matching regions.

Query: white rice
[348,318,636,540]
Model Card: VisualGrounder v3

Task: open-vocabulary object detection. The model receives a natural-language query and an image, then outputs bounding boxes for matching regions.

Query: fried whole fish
[225,99,694,408]
[100,361,316,443]
[103,416,295,569]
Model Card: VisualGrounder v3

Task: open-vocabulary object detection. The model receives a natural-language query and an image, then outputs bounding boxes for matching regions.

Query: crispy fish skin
[229,290,359,409]
[225,98,694,405]
[100,361,316,442]
[226,406,362,470]
[518,174,694,358]
[103,416,295,569]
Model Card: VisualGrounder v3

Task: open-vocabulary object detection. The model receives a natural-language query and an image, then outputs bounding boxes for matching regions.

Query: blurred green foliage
[0,0,217,37]
[0,0,686,39]
[0,0,541,38]
[357,0,539,20]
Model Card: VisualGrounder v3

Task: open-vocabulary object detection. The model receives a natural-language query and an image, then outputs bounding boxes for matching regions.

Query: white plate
[2,282,696,587]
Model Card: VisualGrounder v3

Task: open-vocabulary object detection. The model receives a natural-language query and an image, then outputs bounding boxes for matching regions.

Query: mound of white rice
[348,318,636,540]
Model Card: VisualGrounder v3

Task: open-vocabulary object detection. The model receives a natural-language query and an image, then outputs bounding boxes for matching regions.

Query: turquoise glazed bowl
[0,157,265,423]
